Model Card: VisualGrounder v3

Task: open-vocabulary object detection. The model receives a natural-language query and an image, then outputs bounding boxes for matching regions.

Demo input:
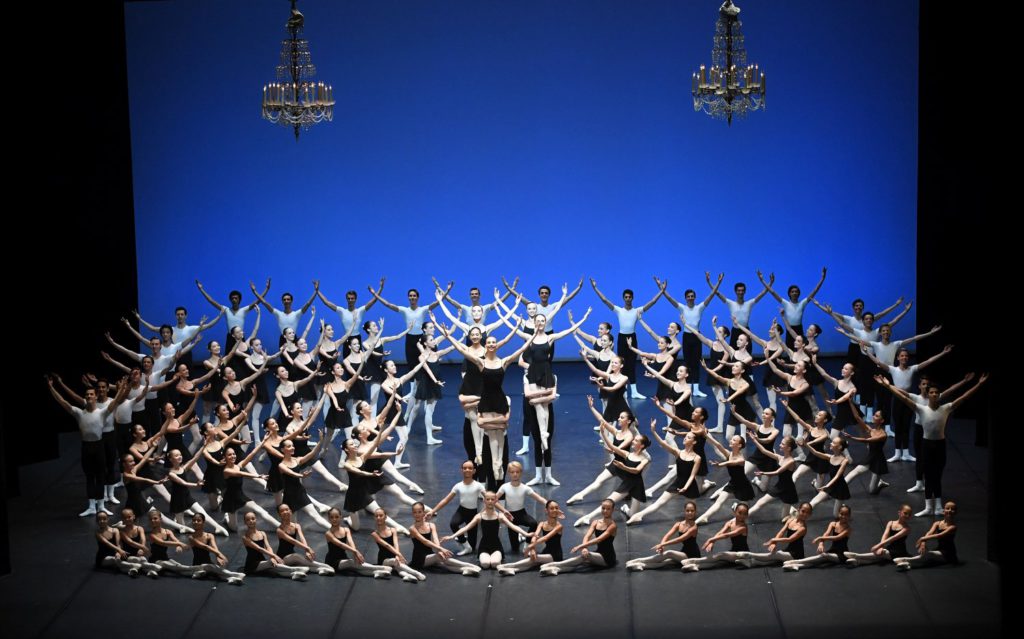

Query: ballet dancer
[441,322,536,484]
[736,502,812,567]
[146,509,206,576]
[626,421,699,525]
[496,461,549,553]
[712,274,774,349]
[442,490,532,570]
[682,319,730,432]
[729,406,779,492]
[845,504,912,566]
[406,320,458,451]
[497,500,565,575]
[659,272,723,399]
[803,436,851,517]
[165,446,229,535]
[359,317,410,417]
[626,500,700,571]
[196,279,268,344]
[541,499,617,575]
[221,445,279,530]
[695,432,755,525]
[626,334,677,405]
[427,460,488,556]
[373,356,430,471]
[371,508,425,582]
[843,405,890,495]
[567,397,638,504]
[351,397,425,496]
[434,277,518,323]
[682,502,751,571]
[93,511,150,576]
[276,503,335,575]
[408,502,482,577]
[884,373,988,517]
[646,403,715,497]
[573,427,650,527]
[341,406,413,533]
[757,267,827,347]
[747,434,799,521]
[116,508,165,576]
[734,319,787,412]
[322,507,392,578]
[48,376,129,516]
[189,513,245,583]
[640,357,692,432]
[590,278,665,399]
[783,504,852,571]
[316,277,385,336]
[249,282,318,344]
[240,511,309,580]
[277,428,332,530]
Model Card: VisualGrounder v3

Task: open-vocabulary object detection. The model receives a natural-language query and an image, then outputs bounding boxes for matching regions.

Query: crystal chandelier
[261,0,334,140]
[691,1,766,125]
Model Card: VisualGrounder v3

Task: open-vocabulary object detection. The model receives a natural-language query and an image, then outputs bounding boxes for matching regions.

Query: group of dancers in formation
[51,271,986,583]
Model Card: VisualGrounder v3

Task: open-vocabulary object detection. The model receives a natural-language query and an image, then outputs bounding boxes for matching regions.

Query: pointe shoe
[626,563,645,572]
[498,566,516,576]
[395,524,411,536]
[372,570,391,579]
[402,573,420,582]
[461,567,481,577]
[695,516,709,526]
[566,494,583,505]
[626,514,643,525]
[515,447,529,455]
[409,483,425,495]
[783,563,799,572]
[573,516,590,527]
[394,462,411,470]
[290,572,307,581]
[540,566,559,576]
[426,438,444,446]
[682,564,699,572]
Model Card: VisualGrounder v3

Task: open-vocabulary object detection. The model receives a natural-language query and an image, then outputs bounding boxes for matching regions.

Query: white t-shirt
[726,299,755,326]
[335,306,366,335]
[173,324,201,345]
[399,306,430,335]
[870,339,904,366]
[225,307,250,331]
[782,299,810,326]
[497,482,536,511]
[676,301,705,333]
[613,306,640,334]
[95,399,116,433]
[916,403,954,440]
[908,392,927,424]
[273,309,303,335]
[72,406,106,441]
[887,364,918,391]
[451,480,486,509]
[840,314,865,343]
[117,386,147,422]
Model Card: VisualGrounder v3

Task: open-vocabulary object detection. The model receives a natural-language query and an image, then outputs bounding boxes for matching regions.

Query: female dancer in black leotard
[240,511,308,580]
[626,500,700,571]
[805,437,852,517]
[442,322,535,485]
[701,359,755,442]
[277,430,331,530]
[407,502,481,577]
[696,433,755,525]
[341,405,410,534]
[221,446,279,531]
[786,402,832,488]
[736,502,812,567]
[844,405,890,495]
[371,508,425,582]
[275,503,335,575]
[497,500,565,575]
[93,511,142,576]
[573,429,651,527]
[189,513,245,583]
[541,499,618,575]
[147,509,205,576]
[322,507,392,578]
[406,321,457,452]
[442,491,532,570]
[360,317,410,418]
[730,406,780,492]
[682,502,751,571]
[747,435,799,521]
[783,504,852,571]
[896,500,959,570]
[453,326,516,465]
[845,504,912,566]
[626,422,699,525]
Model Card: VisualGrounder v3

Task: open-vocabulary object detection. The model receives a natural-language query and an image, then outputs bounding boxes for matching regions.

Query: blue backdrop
[125,0,918,354]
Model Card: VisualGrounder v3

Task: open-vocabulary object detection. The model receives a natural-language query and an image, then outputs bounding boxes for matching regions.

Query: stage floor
[1,362,1000,638]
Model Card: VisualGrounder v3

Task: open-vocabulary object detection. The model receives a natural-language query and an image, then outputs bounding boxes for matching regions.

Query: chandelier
[691,1,766,125]
[261,0,334,140]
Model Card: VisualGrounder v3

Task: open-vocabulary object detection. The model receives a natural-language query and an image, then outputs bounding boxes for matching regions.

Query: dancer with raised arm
[590,278,665,399]
[660,272,723,399]
[757,268,827,348]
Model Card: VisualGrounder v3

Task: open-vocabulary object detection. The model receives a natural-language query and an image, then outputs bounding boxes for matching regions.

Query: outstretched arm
[641,280,666,312]
[589,278,615,311]
[757,270,783,303]
[807,267,827,300]
[368,285,400,312]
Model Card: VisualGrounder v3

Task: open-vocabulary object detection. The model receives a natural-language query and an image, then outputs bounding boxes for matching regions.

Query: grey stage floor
[1,362,1001,638]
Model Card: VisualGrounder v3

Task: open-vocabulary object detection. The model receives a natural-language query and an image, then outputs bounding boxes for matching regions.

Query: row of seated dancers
[94,477,961,584]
